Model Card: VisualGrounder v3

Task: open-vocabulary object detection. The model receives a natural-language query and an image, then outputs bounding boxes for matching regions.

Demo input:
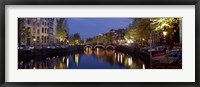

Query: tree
[150,18,181,31]
[73,33,80,40]
[68,33,82,45]
[125,18,181,47]
[63,19,69,39]
[56,18,68,45]
[105,31,115,44]
[125,18,151,44]
[151,18,181,49]
[86,38,93,44]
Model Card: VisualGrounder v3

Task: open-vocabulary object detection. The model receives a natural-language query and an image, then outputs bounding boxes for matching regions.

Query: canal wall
[18,45,84,61]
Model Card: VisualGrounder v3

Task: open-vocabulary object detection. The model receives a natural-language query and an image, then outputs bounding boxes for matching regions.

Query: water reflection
[84,48,93,56]
[75,54,79,66]
[18,48,145,69]
[143,64,145,69]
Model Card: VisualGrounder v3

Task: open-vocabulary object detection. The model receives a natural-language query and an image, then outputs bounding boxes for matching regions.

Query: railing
[84,44,116,50]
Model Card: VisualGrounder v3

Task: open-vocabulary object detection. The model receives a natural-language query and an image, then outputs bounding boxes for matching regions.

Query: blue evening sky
[67,18,133,39]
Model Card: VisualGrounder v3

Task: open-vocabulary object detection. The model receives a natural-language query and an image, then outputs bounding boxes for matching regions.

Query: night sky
[67,18,133,39]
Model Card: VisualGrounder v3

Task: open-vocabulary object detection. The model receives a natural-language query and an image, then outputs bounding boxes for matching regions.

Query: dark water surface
[18,48,146,69]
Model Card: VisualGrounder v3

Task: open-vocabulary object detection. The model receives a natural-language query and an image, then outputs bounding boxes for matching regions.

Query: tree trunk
[168,29,174,50]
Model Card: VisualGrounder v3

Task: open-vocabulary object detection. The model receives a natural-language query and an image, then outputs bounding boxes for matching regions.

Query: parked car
[61,45,66,49]
[156,46,166,51]
[23,45,31,51]
[35,45,43,50]
[46,45,51,49]
[29,46,34,50]
[56,45,61,49]
[148,48,156,52]
[171,58,182,65]
[167,50,182,57]
[18,46,24,50]
[51,46,56,49]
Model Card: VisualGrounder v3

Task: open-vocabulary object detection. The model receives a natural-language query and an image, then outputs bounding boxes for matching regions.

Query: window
[37,36,40,43]
[21,19,24,23]
[44,36,46,43]
[33,28,36,33]
[27,19,30,24]
[37,23,40,26]
[33,22,35,26]
[27,27,31,32]
[42,36,44,43]
[42,28,44,33]
[45,28,46,33]
[37,29,40,34]
[48,29,49,34]
[47,36,49,43]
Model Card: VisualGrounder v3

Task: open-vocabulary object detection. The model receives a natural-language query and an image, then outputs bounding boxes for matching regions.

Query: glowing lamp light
[128,58,133,66]
[142,38,145,41]
[127,40,133,44]
[142,64,145,69]
[163,31,168,37]
[33,38,36,42]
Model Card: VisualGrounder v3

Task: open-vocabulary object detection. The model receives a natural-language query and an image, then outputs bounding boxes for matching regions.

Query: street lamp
[33,38,36,51]
[163,31,167,37]
[142,38,145,41]
[142,38,145,47]
[149,34,152,69]
[163,31,168,60]
[33,38,36,42]
[163,31,167,45]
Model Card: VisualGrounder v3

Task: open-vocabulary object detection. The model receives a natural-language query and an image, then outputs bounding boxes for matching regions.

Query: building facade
[18,18,58,47]
[115,29,126,45]
[108,29,126,45]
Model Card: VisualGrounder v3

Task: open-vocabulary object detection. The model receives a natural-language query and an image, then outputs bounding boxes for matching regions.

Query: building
[179,19,182,44]
[151,31,160,45]
[48,18,58,46]
[108,29,126,45]
[18,18,30,46]
[115,29,126,45]
[18,18,58,47]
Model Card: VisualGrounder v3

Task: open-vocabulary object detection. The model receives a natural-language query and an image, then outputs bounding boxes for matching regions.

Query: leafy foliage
[56,18,68,43]
[125,18,182,46]
[150,18,181,31]
[125,18,151,43]
[68,33,82,45]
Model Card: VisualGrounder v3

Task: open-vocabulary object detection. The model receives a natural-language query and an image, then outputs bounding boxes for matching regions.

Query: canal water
[18,48,146,69]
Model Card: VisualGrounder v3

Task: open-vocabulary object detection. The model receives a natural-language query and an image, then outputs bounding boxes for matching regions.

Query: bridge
[84,44,115,50]
[84,45,93,49]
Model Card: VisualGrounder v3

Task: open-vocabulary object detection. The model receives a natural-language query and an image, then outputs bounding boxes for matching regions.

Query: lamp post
[149,23,153,69]
[142,38,145,46]
[163,31,168,48]
[149,33,152,69]
[163,31,168,62]
[33,38,36,52]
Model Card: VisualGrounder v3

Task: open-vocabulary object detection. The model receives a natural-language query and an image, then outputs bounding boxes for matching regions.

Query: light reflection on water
[18,48,145,69]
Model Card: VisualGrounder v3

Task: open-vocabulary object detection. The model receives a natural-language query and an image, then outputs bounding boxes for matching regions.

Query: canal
[18,48,146,69]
